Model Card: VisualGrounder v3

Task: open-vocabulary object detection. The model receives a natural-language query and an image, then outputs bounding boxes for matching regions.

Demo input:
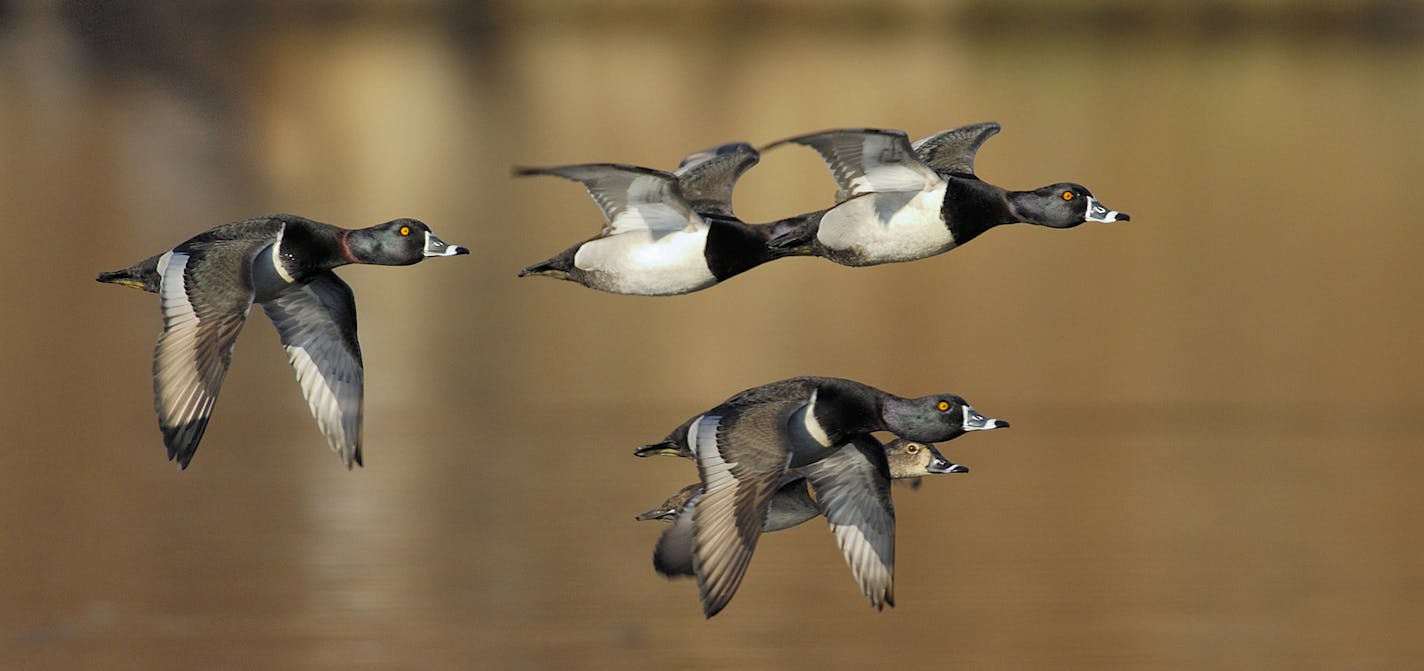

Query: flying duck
[763,123,1130,266]
[97,214,468,469]
[637,437,967,609]
[634,376,1007,617]
[515,142,788,296]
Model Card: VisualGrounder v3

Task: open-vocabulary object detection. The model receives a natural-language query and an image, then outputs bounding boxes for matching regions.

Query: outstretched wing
[688,401,799,618]
[911,121,1001,176]
[763,128,938,201]
[261,272,364,468]
[152,242,264,468]
[800,435,896,610]
[514,163,699,235]
[673,142,760,217]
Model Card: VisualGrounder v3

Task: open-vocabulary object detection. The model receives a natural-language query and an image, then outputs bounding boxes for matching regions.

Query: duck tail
[97,254,164,293]
[633,440,682,458]
[634,507,677,522]
[517,255,572,280]
[765,212,820,259]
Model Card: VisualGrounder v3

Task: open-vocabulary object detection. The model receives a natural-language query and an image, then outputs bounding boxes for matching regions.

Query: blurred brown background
[2,0,1422,668]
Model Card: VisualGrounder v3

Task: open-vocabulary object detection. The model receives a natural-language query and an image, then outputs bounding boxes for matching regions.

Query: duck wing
[800,436,896,610]
[638,377,824,461]
[152,237,270,468]
[763,128,939,201]
[683,399,802,617]
[514,163,699,236]
[261,272,364,468]
[673,142,760,217]
[911,121,1001,177]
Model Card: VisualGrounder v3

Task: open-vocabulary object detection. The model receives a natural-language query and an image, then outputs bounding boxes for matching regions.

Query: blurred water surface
[1,2,1422,669]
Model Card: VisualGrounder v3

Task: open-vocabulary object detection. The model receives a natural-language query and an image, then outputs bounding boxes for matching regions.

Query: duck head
[885,439,968,477]
[1011,183,1129,228]
[346,219,469,265]
[881,394,1009,443]
[635,483,701,522]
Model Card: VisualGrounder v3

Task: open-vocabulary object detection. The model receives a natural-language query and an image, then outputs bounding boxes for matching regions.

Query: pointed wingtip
[702,599,727,619]
[169,447,194,470]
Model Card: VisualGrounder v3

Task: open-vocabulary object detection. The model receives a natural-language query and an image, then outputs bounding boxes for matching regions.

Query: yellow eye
[906,443,920,454]
[1062,191,1074,201]
[936,400,951,412]
[399,226,411,236]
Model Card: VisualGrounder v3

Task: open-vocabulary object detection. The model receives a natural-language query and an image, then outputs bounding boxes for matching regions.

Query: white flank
[816,183,954,265]
[573,227,715,295]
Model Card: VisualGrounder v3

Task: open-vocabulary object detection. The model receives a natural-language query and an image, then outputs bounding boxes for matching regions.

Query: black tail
[517,256,571,280]
[634,440,684,458]
[765,212,821,259]
[97,254,163,293]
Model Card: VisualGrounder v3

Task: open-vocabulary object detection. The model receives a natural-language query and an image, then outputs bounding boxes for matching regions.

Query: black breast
[274,218,349,276]
[702,217,775,281]
[940,176,1013,246]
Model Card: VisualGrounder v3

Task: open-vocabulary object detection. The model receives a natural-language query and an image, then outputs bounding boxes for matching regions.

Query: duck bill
[1084,196,1130,223]
[423,231,470,257]
[925,446,969,474]
[962,405,1009,431]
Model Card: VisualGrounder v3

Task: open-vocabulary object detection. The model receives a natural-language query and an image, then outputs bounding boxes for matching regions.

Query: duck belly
[816,184,955,266]
[573,229,716,295]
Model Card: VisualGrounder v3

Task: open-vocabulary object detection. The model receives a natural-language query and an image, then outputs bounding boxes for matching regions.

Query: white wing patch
[607,200,699,236]
[154,252,212,429]
[828,517,893,609]
[691,415,733,491]
[690,413,762,617]
[261,275,364,467]
[850,159,938,196]
[802,442,896,609]
[285,341,361,460]
[152,249,254,465]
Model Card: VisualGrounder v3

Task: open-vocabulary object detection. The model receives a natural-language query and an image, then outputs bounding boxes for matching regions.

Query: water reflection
[2,3,1422,669]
